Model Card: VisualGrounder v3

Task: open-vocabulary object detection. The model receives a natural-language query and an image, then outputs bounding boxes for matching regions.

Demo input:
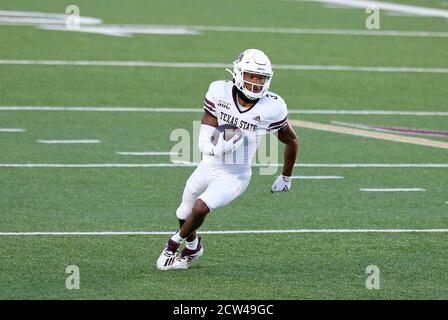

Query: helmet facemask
[239,70,272,100]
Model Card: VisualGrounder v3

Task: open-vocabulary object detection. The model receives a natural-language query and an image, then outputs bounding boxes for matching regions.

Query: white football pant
[176,161,250,219]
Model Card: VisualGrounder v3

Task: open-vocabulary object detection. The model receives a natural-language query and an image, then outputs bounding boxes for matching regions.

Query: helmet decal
[236,52,244,63]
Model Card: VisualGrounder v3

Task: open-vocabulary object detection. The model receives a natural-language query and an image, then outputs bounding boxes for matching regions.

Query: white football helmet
[228,49,273,100]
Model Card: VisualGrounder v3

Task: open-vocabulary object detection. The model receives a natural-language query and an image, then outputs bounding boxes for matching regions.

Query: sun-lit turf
[1,234,447,299]
[0,0,447,299]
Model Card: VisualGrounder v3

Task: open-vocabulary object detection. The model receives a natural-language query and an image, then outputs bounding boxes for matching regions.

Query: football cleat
[156,239,181,271]
[171,237,204,270]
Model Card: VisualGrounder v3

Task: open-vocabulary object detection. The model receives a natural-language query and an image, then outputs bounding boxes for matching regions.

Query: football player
[156,49,299,270]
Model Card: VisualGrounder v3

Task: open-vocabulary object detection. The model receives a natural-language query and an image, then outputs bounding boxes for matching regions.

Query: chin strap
[226,68,260,104]
[234,86,259,104]
[225,68,234,78]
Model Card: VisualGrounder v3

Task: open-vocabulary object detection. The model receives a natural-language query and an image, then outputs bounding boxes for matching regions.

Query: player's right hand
[212,132,243,156]
[271,175,292,193]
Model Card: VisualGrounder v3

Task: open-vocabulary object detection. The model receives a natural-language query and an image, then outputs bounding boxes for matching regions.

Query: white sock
[186,237,199,250]
[171,231,186,244]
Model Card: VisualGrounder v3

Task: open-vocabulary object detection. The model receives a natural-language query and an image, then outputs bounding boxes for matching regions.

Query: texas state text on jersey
[202,80,289,176]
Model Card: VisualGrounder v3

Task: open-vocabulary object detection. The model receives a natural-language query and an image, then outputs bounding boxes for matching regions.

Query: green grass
[1,235,447,299]
[0,0,447,299]
[1,66,447,109]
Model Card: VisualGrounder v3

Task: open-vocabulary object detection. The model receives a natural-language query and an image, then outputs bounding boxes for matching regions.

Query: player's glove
[271,175,291,193]
[212,131,243,157]
[198,125,243,158]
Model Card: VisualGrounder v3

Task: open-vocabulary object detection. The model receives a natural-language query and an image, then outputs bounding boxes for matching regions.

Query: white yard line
[1,228,448,236]
[0,163,190,168]
[0,128,25,132]
[277,65,448,73]
[37,140,101,144]
[1,106,448,116]
[290,175,344,179]
[116,151,178,156]
[0,106,200,112]
[360,188,426,192]
[0,163,447,168]
[1,60,448,74]
[287,0,448,18]
[39,23,448,38]
[280,164,448,168]
[190,25,448,38]
[0,59,232,68]
[3,9,448,38]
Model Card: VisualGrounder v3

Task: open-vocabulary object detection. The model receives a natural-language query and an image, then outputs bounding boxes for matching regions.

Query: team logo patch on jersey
[253,115,261,122]
[218,100,231,109]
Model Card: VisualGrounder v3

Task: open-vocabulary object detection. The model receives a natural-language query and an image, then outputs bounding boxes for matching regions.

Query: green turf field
[0,0,447,300]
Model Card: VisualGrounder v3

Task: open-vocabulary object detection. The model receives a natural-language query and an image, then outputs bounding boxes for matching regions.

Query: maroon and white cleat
[156,239,181,271]
[171,237,204,270]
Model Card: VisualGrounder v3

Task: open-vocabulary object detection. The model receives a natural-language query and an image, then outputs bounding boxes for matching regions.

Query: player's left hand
[271,175,291,193]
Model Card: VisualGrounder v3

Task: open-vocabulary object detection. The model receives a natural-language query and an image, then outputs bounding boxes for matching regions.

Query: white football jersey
[202,80,288,177]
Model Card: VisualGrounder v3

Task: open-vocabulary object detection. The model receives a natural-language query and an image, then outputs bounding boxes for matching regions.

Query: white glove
[212,131,243,157]
[198,125,243,158]
[271,175,291,193]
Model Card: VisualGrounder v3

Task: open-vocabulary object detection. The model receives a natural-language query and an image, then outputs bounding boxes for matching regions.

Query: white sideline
[37,24,448,38]
[360,188,426,192]
[1,163,448,168]
[190,25,448,38]
[1,106,448,116]
[0,128,25,132]
[307,0,448,19]
[1,60,448,74]
[1,229,448,236]
[116,151,178,156]
[290,176,344,179]
[37,139,101,144]
[3,9,448,38]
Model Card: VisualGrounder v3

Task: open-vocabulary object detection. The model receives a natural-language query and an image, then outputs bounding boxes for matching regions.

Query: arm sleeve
[198,124,216,156]
[203,83,218,118]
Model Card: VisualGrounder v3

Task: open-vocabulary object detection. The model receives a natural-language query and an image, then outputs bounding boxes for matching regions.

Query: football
[211,124,243,146]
